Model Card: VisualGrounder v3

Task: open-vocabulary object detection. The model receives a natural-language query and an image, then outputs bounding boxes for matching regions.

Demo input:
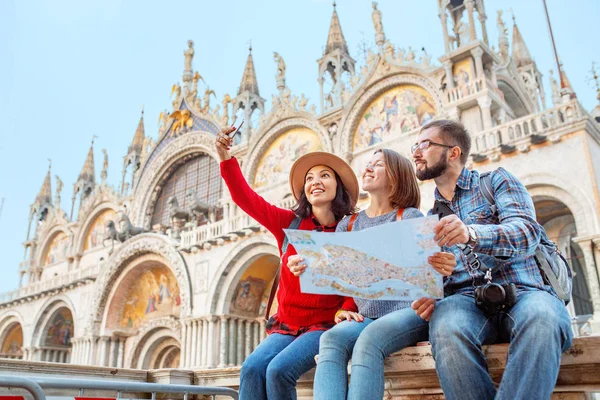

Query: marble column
[99,337,109,367]
[471,47,484,79]
[108,338,117,367]
[244,320,252,362]
[228,317,237,366]
[575,238,600,334]
[180,322,188,368]
[439,12,451,53]
[190,320,198,368]
[218,316,229,368]
[186,320,193,368]
[253,321,260,350]
[201,319,209,368]
[207,317,216,368]
[260,320,267,342]
[117,338,125,368]
[196,318,204,368]
[236,320,244,365]
[465,0,477,41]
[478,97,493,130]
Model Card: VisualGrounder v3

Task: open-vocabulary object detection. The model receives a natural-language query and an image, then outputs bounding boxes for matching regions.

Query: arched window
[151,154,222,227]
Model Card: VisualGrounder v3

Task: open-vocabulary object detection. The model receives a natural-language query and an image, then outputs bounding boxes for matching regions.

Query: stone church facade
[1,0,599,373]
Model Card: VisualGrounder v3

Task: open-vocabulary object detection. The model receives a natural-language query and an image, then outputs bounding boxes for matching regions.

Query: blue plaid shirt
[429,167,554,297]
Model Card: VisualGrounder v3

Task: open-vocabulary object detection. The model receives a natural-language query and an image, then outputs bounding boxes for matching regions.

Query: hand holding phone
[228,110,245,138]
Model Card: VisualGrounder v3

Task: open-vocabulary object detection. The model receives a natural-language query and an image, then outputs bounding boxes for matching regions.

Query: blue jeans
[239,330,322,400]
[313,308,429,400]
[429,291,573,400]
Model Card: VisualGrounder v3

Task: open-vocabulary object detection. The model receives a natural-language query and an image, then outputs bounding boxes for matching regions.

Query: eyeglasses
[411,141,455,154]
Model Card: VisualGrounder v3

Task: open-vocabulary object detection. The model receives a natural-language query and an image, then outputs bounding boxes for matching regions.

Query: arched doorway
[38,307,74,363]
[534,197,594,321]
[0,322,23,359]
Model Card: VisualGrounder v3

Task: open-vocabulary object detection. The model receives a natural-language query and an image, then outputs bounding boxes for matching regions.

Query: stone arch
[0,312,25,359]
[133,131,222,228]
[124,317,181,369]
[101,253,183,335]
[31,296,77,346]
[497,76,532,118]
[36,226,71,268]
[208,236,279,316]
[338,72,445,158]
[244,118,332,189]
[521,173,598,237]
[73,202,120,254]
[87,233,192,336]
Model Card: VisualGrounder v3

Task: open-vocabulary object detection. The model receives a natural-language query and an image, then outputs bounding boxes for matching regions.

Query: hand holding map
[284,215,443,300]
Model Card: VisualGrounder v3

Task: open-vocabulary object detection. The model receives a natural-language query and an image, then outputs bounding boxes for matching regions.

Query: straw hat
[289,152,359,206]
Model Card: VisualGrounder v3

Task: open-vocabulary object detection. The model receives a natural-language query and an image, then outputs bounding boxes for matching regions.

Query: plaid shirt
[429,167,553,297]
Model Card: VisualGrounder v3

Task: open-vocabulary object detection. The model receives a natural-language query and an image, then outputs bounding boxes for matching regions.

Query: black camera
[474,282,517,315]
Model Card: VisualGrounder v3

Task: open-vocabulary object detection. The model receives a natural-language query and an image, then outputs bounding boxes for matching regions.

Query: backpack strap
[265,216,302,321]
[347,213,358,232]
[478,171,498,215]
[396,208,405,221]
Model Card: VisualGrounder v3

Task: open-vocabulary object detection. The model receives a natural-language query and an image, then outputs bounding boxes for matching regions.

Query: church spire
[324,2,349,55]
[35,162,53,208]
[511,16,533,68]
[128,110,146,156]
[77,141,96,185]
[238,46,260,96]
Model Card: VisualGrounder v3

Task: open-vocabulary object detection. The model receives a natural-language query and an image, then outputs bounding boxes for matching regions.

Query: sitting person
[411,119,572,400]
[216,126,359,400]
[289,149,456,400]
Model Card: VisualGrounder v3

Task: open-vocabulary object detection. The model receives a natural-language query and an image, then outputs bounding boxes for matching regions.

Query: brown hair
[375,148,420,209]
[419,119,471,164]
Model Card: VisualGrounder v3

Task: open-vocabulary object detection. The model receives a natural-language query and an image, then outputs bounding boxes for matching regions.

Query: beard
[416,153,449,181]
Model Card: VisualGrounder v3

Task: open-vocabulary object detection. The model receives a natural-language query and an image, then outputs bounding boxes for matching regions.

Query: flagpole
[542,0,564,89]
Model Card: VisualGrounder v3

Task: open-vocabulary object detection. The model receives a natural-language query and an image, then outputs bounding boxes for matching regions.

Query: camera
[474,282,517,315]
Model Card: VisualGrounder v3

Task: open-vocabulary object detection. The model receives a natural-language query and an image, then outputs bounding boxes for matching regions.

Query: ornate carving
[125,316,182,368]
[183,40,194,72]
[86,233,192,335]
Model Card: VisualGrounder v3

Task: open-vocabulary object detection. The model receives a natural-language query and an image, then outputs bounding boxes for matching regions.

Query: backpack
[264,216,303,321]
[479,171,573,303]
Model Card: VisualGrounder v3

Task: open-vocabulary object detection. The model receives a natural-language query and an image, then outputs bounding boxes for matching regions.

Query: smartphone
[229,110,245,138]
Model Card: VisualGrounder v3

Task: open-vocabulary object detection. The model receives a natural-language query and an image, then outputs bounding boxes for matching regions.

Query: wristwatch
[466,226,478,248]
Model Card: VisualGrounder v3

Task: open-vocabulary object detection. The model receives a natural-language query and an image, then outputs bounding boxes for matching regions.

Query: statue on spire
[101,149,109,183]
[273,52,287,91]
[184,40,195,72]
[372,2,385,46]
[55,175,63,207]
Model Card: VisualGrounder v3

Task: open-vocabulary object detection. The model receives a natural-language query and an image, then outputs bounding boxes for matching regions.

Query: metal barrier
[0,376,238,400]
[0,376,46,400]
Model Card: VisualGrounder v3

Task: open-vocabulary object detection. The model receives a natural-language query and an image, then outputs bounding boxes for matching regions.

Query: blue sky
[0,0,598,294]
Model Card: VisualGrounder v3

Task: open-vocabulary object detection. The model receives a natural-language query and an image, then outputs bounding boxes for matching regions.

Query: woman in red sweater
[216,127,360,400]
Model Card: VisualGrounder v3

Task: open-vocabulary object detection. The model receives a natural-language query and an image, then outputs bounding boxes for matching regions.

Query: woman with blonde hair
[289,148,455,400]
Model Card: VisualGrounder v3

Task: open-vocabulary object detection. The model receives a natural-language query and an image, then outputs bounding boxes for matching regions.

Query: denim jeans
[239,330,322,400]
[313,307,429,400]
[429,291,573,400]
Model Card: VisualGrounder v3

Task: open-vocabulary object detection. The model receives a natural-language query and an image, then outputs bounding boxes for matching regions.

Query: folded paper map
[283,215,443,300]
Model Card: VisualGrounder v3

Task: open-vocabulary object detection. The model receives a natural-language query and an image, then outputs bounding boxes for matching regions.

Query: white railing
[0,263,101,305]
[446,77,485,103]
[471,101,585,154]
[180,197,296,249]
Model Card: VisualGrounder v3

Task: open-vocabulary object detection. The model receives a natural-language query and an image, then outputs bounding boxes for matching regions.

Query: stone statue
[221,94,231,125]
[350,74,361,90]
[497,10,507,38]
[190,71,203,101]
[273,52,286,80]
[55,175,63,206]
[396,47,406,63]
[405,46,416,63]
[549,69,561,106]
[101,149,108,182]
[184,40,194,71]
[171,84,182,110]
[298,94,308,111]
[202,88,216,114]
[420,49,432,69]
[457,19,470,46]
[372,2,384,38]
[187,189,215,225]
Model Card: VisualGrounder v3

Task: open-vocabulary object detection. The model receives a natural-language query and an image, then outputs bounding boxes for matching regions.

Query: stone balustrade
[0,263,101,305]
[471,100,586,160]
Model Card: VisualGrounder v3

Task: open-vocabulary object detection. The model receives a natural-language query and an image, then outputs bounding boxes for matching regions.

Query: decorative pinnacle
[48,158,52,171]
[333,1,336,9]
[510,7,515,24]
[91,135,98,147]
[587,62,600,101]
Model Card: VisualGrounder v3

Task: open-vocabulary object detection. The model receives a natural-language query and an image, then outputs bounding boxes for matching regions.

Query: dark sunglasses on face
[410,140,455,154]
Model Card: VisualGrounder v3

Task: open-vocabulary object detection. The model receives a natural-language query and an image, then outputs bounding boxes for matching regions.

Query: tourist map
[283,215,443,300]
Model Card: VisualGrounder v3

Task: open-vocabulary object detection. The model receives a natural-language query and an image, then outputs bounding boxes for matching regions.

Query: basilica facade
[1,0,600,373]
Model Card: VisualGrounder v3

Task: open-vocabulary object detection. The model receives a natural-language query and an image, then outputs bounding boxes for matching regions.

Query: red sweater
[220,157,356,327]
